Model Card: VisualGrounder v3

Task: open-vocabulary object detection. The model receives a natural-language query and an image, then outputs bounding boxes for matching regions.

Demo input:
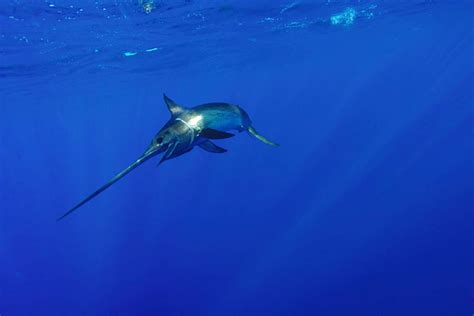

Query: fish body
[58,94,278,220]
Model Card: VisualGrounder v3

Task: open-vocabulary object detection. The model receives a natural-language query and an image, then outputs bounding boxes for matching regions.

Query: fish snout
[143,142,164,158]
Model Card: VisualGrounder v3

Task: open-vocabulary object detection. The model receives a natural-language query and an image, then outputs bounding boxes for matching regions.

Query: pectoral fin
[199,141,227,153]
[159,141,179,164]
[200,128,234,139]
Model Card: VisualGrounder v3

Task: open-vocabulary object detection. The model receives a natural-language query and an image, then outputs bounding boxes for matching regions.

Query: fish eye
[156,137,163,144]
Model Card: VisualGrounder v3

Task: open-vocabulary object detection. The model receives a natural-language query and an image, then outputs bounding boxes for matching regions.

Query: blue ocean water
[0,0,473,315]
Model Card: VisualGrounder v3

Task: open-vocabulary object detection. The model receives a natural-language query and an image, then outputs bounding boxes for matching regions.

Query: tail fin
[247,126,279,147]
[57,147,158,221]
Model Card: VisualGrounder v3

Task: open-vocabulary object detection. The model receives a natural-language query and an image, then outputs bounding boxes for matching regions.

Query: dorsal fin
[163,94,185,116]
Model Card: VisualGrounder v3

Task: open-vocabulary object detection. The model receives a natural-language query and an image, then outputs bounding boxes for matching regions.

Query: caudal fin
[247,126,279,147]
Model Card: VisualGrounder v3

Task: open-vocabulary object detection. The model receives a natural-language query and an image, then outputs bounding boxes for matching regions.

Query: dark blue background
[0,1,472,315]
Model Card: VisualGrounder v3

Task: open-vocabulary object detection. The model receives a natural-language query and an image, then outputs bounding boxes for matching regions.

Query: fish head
[147,120,187,151]
[148,128,176,154]
[144,117,196,162]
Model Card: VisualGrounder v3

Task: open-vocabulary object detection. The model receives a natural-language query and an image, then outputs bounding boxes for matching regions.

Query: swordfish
[57,94,278,221]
